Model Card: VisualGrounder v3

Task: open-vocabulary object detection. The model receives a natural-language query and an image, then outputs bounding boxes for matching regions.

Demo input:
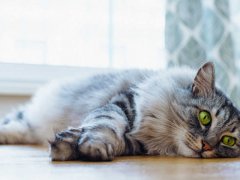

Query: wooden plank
[0,145,239,180]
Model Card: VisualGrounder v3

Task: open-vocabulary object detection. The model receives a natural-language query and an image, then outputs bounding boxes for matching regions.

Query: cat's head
[173,62,240,158]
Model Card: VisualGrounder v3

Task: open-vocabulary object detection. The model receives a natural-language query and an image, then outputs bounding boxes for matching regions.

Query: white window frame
[0,1,167,96]
[0,63,111,96]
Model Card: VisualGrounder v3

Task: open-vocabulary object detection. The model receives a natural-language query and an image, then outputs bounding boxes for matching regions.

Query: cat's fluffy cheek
[174,128,200,158]
[177,140,200,157]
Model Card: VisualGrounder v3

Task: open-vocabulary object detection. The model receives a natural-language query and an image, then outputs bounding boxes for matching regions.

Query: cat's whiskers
[168,100,205,155]
[186,133,202,151]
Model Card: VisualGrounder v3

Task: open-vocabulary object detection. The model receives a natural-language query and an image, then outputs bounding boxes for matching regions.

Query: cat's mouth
[190,148,216,158]
[185,149,216,158]
[185,142,216,158]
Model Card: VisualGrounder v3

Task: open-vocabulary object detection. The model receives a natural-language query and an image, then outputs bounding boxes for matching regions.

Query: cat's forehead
[196,88,236,110]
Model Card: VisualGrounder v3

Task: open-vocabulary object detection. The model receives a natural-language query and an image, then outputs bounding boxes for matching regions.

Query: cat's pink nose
[202,140,213,151]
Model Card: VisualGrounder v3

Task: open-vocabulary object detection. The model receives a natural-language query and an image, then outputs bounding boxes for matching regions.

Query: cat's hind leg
[0,104,59,145]
[0,107,38,144]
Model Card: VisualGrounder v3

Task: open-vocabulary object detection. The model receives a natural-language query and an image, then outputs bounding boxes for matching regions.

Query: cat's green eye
[198,111,212,126]
[222,136,236,147]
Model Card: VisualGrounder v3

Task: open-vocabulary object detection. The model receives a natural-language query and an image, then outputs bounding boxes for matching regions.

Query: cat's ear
[192,62,215,97]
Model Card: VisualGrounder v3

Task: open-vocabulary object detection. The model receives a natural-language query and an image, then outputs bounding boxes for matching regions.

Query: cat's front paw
[50,127,116,161]
[49,128,82,161]
[78,131,115,161]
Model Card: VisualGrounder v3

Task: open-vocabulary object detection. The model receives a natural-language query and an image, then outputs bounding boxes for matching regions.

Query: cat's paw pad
[78,134,115,161]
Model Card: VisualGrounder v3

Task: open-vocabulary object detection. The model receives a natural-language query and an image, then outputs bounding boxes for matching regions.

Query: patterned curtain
[165,0,240,106]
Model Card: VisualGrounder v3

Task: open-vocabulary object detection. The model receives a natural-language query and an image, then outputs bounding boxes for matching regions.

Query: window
[0,0,166,69]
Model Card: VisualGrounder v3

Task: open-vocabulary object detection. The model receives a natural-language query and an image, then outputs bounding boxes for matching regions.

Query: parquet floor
[1,145,240,180]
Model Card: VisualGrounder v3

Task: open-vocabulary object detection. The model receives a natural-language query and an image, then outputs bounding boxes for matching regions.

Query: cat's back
[25,66,196,130]
[33,67,195,113]
[58,69,155,100]
[28,69,155,122]
[136,66,195,94]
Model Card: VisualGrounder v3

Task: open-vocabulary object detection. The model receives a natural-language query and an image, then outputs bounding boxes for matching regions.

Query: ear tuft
[192,62,215,97]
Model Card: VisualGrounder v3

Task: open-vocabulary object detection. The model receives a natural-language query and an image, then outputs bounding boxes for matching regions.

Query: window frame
[0,63,111,96]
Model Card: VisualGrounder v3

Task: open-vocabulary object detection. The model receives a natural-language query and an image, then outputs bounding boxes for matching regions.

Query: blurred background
[0,0,166,69]
[0,0,240,114]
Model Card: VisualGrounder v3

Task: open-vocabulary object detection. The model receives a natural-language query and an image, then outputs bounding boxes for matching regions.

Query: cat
[1,62,240,161]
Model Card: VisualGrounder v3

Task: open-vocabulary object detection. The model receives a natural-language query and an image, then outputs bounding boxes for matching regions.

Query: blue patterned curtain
[165,0,240,106]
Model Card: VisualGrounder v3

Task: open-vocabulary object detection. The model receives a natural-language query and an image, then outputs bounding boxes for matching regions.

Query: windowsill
[0,63,111,96]
[0,81,40,96]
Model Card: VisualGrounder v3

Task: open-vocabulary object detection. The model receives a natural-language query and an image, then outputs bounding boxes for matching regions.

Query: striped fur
[1,62,240,161]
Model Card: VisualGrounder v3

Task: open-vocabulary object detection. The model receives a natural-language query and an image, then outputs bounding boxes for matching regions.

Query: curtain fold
[165,0,240,107]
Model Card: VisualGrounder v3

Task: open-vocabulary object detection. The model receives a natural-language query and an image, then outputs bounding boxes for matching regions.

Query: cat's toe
[78,134,115,161]
[50,140,79,161]
[49,128,82,161]
[56,128,82,143]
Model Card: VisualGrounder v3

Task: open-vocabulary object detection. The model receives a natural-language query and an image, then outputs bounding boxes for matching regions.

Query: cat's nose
[202,140,213,151]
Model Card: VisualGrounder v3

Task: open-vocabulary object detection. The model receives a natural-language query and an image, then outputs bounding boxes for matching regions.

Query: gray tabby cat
[1,62,240,161]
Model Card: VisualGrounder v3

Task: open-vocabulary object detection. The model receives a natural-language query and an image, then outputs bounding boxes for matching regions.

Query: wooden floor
[1,145,240,180]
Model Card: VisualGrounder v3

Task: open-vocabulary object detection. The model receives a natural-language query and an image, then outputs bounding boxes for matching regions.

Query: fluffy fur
[1,62,240,161]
